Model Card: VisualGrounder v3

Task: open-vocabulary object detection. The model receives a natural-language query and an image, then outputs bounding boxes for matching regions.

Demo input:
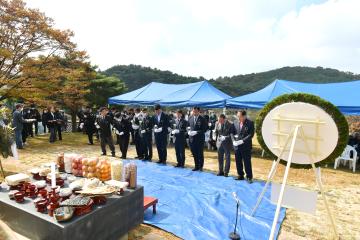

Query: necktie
[240,122,243,132]
[194,117,197,125]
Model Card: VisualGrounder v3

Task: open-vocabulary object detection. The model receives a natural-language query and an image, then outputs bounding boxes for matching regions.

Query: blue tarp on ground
[108,81,231,108]
[226,79,360,115]
[126,160,286,240]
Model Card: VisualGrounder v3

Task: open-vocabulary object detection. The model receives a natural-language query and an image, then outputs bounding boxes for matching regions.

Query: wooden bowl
[38,189,48,199]
[74,199,94,216]
[36,199,48,213]
[14,192,25,203]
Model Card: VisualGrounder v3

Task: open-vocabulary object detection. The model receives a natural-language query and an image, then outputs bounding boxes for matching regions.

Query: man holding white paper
[153,104,169,164]
[187,107,207,171]
[139,108,154,161]
[214,114,233,177]
[231,110,254,183]
[172,110,187,167]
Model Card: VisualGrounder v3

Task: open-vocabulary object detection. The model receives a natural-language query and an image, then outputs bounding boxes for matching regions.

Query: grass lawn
[1,132,360,240]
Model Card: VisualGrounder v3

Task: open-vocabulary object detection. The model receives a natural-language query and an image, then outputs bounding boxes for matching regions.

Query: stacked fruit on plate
[96,159,111,181]
[82,157,98,178]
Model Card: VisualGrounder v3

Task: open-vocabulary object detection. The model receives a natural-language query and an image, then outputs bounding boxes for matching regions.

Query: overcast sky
[25,0,360,78]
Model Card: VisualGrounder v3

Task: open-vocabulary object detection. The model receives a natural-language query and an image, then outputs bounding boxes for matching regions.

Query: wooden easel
[251,115,338,240]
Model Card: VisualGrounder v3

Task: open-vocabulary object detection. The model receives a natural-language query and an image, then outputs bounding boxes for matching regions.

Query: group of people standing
[81,104,254,182]
[12,104,66,149]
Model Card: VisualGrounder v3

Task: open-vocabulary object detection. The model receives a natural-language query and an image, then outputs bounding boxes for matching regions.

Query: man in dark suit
[95,107,115,157]
[231,110,255,183]
[214,114,233,177]
[83,106,96,145]
[153,104,169,164]
[187,106,207,171]
[29,103,41,136]
[42,108,48,133]
[12,104,33,149]
[114,112,131,159]
[132,108,143,159]
[139,108,154,161]
[208,112,217,150]
[127,108,135,144]
[172,109,187,167]
[22,106,32,143]
[45,106,58,143]
[54,107,64,141]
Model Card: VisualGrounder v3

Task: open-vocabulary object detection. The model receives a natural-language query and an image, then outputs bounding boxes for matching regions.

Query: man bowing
[231,110,254,183]
[153,104,169,164]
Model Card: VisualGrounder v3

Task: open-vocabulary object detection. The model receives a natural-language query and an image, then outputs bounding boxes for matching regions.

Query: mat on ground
[126,160,286,240]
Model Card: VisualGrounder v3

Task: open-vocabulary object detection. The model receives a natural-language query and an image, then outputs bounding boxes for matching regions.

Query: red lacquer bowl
[74,199,94,216]
[14,192,25,203]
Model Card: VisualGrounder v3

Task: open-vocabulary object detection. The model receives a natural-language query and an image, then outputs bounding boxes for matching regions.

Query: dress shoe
[246,178,253,184]
[199,168,203,172]
[101,153,106,156]
[224,173,229,177]
[192,168,199,171]
[156,161,162,164]
[175,164,180,167]
[111,153,116,157]
[217,172,224,176]
[235,176,245,181]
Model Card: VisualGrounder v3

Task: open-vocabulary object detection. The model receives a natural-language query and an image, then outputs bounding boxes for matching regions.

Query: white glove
[212,134,217,141]
[155,127,162,133]
[132,124,139,130]
[95,123,100,129]
[233,140,244,146]
[115,130,120,135]
[189,131,197,136]
[141,130,146,134]
[220,136,226,141]
[208,122,212,127]
[119,131,124,136]
[80,123,84,129]
[172,129,179,135]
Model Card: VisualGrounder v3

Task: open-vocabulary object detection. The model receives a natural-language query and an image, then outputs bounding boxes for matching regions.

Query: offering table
[0,185,144,240]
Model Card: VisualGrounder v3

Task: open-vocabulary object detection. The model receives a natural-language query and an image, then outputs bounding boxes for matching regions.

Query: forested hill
[103,65,360,96]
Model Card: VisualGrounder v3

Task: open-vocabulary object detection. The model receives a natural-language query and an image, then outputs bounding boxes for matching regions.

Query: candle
[51,162,56,188]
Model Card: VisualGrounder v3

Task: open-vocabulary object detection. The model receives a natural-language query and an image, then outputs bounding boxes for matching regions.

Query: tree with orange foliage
[16,50,96,131]
[0,0,75,101]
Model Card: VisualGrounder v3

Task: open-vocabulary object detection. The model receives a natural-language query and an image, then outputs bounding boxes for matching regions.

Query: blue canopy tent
[109,80,232,108]
[226,79,360,115]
